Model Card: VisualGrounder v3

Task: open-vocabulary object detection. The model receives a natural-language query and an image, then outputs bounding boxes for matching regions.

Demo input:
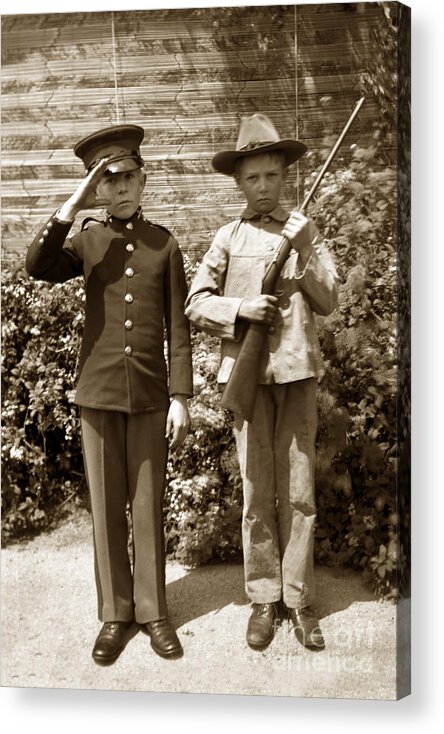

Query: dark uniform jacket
[26,210,193,413]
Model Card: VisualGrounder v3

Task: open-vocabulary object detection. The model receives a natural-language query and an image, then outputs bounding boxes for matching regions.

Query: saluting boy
[26,124,193,664]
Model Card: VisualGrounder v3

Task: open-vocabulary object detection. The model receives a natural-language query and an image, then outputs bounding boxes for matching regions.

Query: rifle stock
[220,97,365,421]
[220,323,268,422]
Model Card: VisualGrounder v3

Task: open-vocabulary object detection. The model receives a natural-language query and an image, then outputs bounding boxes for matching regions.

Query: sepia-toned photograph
[1,0,410,702]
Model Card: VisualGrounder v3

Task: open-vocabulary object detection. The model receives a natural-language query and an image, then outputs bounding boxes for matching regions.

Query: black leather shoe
[246,603,278,650]
[145,618,183,658]
[92,621,132,665]
[290,606,325,650]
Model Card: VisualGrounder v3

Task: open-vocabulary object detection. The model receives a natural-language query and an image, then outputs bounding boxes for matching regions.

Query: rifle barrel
[300,96,365,212]
[263,96,365,287]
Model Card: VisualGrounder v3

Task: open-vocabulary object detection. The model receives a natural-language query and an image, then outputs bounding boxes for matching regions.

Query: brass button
[124,345,133,356]
[263,215,271,224]
[126,222,134,230]
[125,293,134,303]
[268,326,276,334]
[126,243,134,253]
[42,229,49,237]
[38,237,44,244]
[124,319,133,330]
[47,221,53,230]
[125,267,134,277]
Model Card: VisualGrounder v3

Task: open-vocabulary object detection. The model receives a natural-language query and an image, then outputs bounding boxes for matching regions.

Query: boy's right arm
[26,215,82,282]
[184,228,244,340]
[25,158,110,282]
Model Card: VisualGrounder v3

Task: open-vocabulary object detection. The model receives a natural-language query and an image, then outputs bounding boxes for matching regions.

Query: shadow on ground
[165,561,377,629]
[1,509,400,699]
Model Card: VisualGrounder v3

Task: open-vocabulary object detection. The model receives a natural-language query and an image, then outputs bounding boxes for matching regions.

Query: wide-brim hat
[74,124,145,174]
[212,113,307,176]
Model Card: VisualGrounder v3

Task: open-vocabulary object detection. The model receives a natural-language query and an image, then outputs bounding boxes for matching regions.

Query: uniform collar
[105,206,144,228]
[241,204,289,222]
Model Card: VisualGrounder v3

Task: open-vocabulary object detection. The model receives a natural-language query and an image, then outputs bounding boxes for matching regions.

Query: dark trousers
[80,407,168,623]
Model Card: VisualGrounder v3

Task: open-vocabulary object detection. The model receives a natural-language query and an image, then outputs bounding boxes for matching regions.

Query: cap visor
[105,157,143,174]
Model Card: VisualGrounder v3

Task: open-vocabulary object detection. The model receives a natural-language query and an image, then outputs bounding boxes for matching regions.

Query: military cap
[212,113,306,176]
[74,124,145,174]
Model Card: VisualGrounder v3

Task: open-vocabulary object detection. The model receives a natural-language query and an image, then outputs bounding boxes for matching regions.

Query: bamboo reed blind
[1,3,383,259]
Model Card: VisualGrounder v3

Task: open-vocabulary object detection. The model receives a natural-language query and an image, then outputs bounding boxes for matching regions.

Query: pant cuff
[247,594,282,604]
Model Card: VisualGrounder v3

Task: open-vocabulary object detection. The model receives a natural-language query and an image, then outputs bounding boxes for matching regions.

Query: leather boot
[290,606,325,650]
[145,618,183,658]
[92,621,132,665]
[246,603,278,650]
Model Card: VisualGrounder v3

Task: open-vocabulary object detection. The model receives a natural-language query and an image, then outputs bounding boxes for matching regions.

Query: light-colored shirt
[185,204,339,384]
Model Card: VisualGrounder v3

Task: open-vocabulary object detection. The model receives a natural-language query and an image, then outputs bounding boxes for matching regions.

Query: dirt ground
[1,509,408,700]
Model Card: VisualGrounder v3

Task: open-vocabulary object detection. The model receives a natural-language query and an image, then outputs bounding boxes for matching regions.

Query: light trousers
[80,407,168,623]
[233,379,317,609]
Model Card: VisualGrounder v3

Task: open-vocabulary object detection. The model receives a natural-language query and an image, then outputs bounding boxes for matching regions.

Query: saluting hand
[166,395,191,451]
[58,157,112,221]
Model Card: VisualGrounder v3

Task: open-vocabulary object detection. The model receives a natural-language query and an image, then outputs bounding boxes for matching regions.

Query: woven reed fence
[1,3,384,259]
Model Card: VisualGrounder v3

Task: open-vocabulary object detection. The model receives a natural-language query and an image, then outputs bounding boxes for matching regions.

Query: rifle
[220,97,365,422]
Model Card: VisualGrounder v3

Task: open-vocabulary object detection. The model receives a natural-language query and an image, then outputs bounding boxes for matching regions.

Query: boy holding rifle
[26,124,193,664]
[185,113,339,651]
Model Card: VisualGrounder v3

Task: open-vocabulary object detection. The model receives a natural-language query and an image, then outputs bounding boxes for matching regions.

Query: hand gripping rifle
[220,97,365,422]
